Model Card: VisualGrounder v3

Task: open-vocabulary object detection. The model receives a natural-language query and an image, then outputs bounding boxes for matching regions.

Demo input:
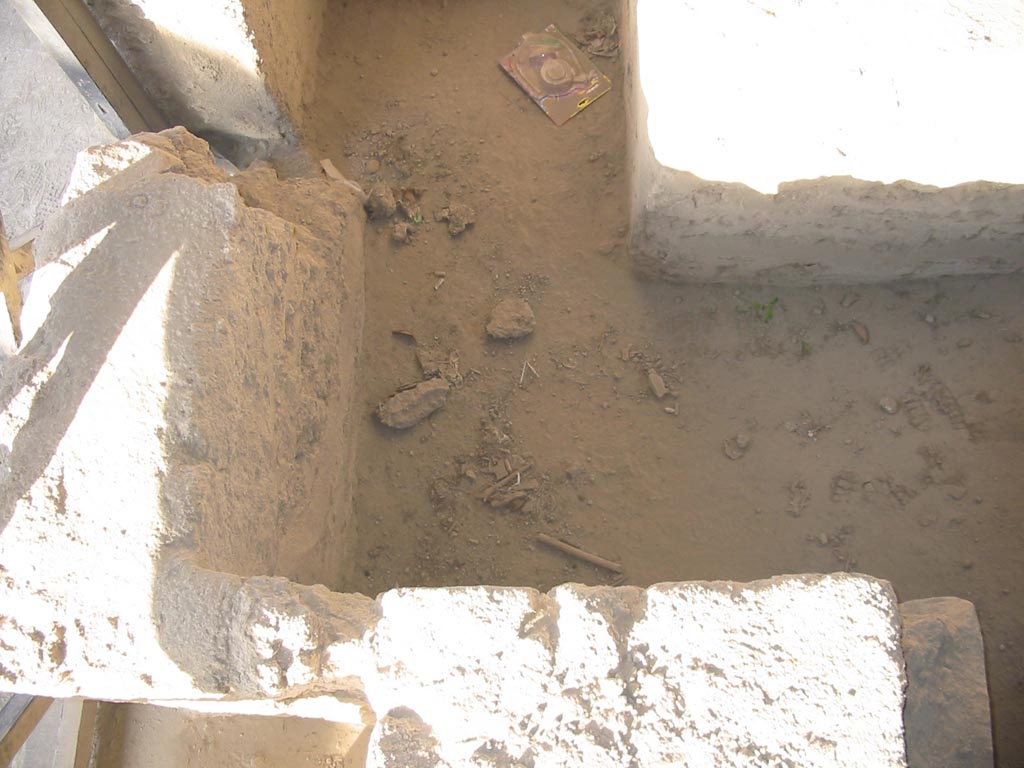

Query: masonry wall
[240,0,327,138]
[623,0,1024,285]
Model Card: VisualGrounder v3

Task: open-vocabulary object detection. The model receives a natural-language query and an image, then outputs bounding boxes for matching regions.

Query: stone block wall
[622,0,1024,284]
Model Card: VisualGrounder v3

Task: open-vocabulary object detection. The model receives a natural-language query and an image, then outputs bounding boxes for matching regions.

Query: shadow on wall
[0,133,369,762]
[85,0,295,165]
[0,196,180,537]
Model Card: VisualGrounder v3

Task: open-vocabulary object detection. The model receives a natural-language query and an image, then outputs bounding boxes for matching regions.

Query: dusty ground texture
[305,0,1022,763]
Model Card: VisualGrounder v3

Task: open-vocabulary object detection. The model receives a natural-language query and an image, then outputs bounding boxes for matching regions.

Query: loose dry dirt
[306,1,1024,762]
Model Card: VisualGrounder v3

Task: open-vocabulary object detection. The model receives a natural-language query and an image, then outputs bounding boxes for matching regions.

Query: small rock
[664,406,678,415]
[647,369,668,399]
[840,292,860,308]
[818,533,829,546]
[365,182,397,220]
[597,241,616,256]
[366,158,381,173]
[956,338,973,348]
[391,221,412,244]
[1000,329,1022,344]
[723,433,751,460]
[924,313,936,325]
[437,203,475,237]
[430,68,439,76]
[879,396,900,415]
[849,320,870,344]
[970,309,991,320]
[376,378,450,429]
[486,298,535,340]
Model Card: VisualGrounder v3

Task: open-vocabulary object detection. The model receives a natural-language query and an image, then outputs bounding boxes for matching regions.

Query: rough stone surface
[376,379,449,429]
[623,0,1024,284]
[486,298,536,340]
[58,127,228,207]
[901,597,994,768]
[364,575,907,767]
[0,0,118,239]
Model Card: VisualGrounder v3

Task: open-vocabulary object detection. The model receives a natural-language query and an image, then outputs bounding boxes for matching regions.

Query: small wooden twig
[536,534,623,573]
[526,360,539,379]
[480,464,532,501]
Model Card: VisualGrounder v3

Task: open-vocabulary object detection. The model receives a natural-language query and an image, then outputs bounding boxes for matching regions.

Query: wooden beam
[31,0,167,133]
[72,700,98,768]
[0,695,55,766]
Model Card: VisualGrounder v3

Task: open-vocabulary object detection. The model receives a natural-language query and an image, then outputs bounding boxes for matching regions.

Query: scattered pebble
[723,433,751,460]
[1000,329,1022,344]
[430,68,439,76]
[849,320,870,345]
[956,337,973,348]
[960,560,974,571]
[647,369,668,399]
[840,292,860,308]
[878,396,900,415]
[364,182,397,220]
[486,298,535,340]
[376,378,450,429]
[366,158,381,173]
[924,313,936,325]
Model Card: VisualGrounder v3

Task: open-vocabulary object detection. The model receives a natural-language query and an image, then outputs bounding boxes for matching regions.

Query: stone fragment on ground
[723,433,751,460]
[377,378,450,429]
[436,203,474,236]
[647,368,668,399]
[391,221,412,244]
[486,298,535,340]
[365,182,397,220]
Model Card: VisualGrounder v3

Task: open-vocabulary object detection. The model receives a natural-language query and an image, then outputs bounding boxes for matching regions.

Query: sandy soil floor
[306,1,1024,762]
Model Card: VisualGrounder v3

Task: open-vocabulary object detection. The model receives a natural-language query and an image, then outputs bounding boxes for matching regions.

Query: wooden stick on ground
[536,533,624,573]
[479,464,532,501]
